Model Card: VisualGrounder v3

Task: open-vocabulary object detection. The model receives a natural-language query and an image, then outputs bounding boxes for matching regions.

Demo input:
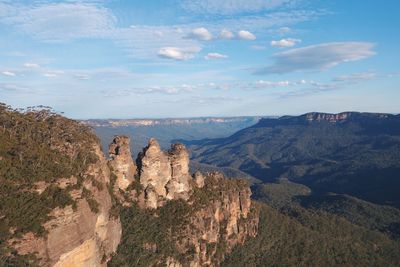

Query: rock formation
[134,138,193,208]
[9,132,258,267]
[9,145,122,267]
[173,172,259,266]
[108,135,136,192]
[107,136,259,266]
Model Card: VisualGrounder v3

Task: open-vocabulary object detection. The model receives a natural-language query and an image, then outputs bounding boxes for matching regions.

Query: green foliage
[0,104,100,264]
[299,193,400,239]
[252,179,311,209]
[222,202,400,267]
[190,113,400,208]
[108,201,193,267]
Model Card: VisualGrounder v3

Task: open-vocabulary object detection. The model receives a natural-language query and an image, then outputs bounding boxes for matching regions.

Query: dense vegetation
[108,201,192,267]
[220,180,400,266]
[188,112,400,208]
[222,202,400,267]
[109,175,251,266]
[0,104,99,265]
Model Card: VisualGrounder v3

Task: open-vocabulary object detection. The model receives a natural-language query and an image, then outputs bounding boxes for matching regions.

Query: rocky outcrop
[9,145,122,267]
[108,135,136,192]
[136,139,192,208]
[10,135,258,267]
[174,172,259,266]
[304,112,352,122]
[107,136,259,267]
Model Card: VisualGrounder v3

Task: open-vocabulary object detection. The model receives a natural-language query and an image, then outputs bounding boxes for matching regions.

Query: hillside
[222,202,400,267]
[188,112,400,208]
[0,104,258,266]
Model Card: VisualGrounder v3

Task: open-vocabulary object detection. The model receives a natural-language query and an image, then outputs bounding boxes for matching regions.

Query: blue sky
[0,0,399,119]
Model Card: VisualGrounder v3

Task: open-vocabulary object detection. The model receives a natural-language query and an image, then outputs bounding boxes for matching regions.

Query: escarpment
[1,104,259,267]
[8,144,122,267]
[108,136,260,266]
[1,107,121,266]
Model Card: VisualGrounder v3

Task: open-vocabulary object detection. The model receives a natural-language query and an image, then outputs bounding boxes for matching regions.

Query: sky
[0,0,399,119]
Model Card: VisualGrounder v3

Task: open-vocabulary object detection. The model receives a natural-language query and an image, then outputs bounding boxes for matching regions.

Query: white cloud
[0,2,322,61]
[219,29,234,39]
[255,42,376,74]
[187,27,213,41]
[1,71,16,76]
[181,0,294,15]
[270,38,301,47]
[238,30,256,40]
[205,53,228,60]
[158,47,202,60]
[24,62,40,68]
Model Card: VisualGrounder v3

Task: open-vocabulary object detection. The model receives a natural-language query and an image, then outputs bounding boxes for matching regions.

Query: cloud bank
[256,42,376,74]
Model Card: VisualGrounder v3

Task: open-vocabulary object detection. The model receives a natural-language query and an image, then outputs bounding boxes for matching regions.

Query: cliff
[108,137,259,266]
[0,106,121,266]
[9,145,122,266]
[1,105,258,267]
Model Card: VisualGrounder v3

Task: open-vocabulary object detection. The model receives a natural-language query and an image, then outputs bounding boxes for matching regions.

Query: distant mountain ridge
[82,116,263,127]
[88,116,263,156]
[256,111,400,126]
[187,111,400,208]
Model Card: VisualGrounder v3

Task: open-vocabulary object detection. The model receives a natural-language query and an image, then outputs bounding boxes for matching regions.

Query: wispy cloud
[1,2,115,42]
[250,45,267,50]
[1,71,16,77]
[270,38,301,47]
[0,2,323,61]
[24,62,40,68]
[219,29,235,39]
[277,26,291,34]
[255,42,376,74]
[181,0,295,15]
[333,72,377,83]
[204,53,228,60]
[158,46,202,60]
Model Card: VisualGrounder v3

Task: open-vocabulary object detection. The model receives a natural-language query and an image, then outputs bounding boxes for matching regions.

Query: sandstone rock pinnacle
[108,135,136,191]
[136,139,193,208]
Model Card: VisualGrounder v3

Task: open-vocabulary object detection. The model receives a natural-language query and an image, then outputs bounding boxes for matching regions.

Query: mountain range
[187,112,400,208]
[1,106,400,266]
[85,117,261,154]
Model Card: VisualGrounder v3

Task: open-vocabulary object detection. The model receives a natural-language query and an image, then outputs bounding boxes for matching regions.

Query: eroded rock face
[166,143,192,200]
[105,136,259,266]
[10,145,122,267]
[193,171,205,188]
[138,138,171,199]
[137,139,192,208]
[174,172,259,266]
[108,135,136,192]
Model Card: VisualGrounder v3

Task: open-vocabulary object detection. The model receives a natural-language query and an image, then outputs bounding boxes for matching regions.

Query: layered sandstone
[173,172,259,266]
[10,134,258,267]
[108,135,136,192]
[10,145,122,267]
[135,139,193,208]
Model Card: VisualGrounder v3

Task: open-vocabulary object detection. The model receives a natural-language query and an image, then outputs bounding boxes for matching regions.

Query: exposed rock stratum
[9,134,259,267]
